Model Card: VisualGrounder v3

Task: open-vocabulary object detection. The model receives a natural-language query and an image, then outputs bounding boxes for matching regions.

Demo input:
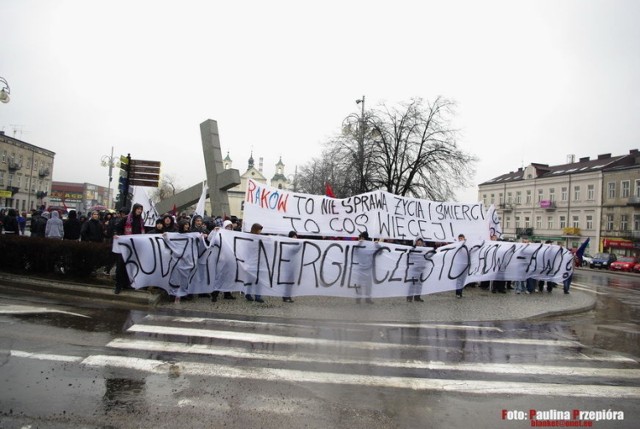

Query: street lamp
[0,77,10,104]
[100,146,119,209]
[355,95,366,193]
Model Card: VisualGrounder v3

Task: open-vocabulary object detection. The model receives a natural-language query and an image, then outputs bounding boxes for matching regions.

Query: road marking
[127,324,582,348]
[144,315,503,332]
[0,304,89,318]
[80,354,640,399]
[571,283,607,295]
[107,338,640,379]
[10,350,83,363]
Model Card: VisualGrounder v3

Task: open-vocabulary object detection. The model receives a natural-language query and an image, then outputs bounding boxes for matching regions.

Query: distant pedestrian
[45,211,64,239]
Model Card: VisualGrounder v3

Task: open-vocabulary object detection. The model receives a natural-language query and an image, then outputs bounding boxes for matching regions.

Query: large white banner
[113,231,572,298]
[242,179,501,242]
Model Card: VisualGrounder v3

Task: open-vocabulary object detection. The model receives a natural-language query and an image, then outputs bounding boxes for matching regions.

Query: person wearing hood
[45,211,64,239]
[113,203,145,294]
[162,214,178,232]
[190,214,208,233]
[31,210,48,238]
[63,210,82,240]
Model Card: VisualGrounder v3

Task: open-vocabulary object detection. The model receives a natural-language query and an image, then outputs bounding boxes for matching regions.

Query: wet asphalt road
[0,270,639,429]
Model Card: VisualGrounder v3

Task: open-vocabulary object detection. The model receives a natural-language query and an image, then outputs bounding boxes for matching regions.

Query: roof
[479,151,638,186]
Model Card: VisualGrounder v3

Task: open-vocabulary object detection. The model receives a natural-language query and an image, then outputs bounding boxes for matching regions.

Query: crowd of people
[1,206,575,304]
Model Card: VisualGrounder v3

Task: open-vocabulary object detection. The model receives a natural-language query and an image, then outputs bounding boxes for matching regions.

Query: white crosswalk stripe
[7,315,640,399]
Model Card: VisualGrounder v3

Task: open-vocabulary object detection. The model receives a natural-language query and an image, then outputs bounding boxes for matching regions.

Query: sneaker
[223,292,236,300]
[245,294,254,302]
[255,298,265,303]
[114,287,121,295]
[456,295,462,299]
[564,290,570,294]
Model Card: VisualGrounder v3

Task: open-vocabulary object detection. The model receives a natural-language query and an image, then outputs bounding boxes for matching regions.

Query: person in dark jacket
[80,211,105,242]
[2,209,20,235]
[114,204,145,294]
[63,210,82,240]
[31,211,48,238]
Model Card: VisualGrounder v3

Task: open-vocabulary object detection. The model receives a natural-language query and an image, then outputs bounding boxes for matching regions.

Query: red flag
[171,204,177,216]
[325,182,335,198]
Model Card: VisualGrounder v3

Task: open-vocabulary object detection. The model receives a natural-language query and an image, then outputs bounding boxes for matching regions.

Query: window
[536,216,542,229]
[499,193,503,204]
[547,216,554,229]
[587,184,594,200]
[621,214,628,231]
[586,215,593,230]
[0,171,3,185]
[515,216,520,228]
[572,216,579,228]
[490,193,495,204]
[507,192,512,203]
[526,190,532,204]
[635,214,640,231]
[608,182,616,199]
[482,194,487,205]
[560,216,566,229]
[606,214,614,231]
[1,150,6,162]
[525,216,531,228]
[505,217,511,228]
[622,180,630,198]
[516,191,522,204]
[537,189,543,202]
[549,188,555,201]
[561,187,568,201]
[573,186,580,201]
[8,174,14,186]
[636,180,640,198]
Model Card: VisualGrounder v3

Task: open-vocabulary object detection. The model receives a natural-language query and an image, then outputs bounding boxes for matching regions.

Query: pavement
[0,271,597,323]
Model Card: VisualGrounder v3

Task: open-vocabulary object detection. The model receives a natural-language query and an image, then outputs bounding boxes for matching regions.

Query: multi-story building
[600,162,640,254]
[0,130,55,212]
[478,149,640,257]
[50,181,111,213]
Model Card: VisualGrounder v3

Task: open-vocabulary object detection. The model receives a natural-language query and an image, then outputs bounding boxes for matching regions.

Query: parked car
[590,252,617,269]
[610,256,637,272]
[633,263,640,273]
[581,253,593,267]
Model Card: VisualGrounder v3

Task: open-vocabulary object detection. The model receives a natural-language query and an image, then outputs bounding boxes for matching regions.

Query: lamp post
[100,146,118,209]
[355,95,366,194]
[0,77,9,104]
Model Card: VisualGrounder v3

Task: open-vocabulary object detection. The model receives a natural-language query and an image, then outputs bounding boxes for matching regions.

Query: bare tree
[300,97,476,200]
[149,174,182,203]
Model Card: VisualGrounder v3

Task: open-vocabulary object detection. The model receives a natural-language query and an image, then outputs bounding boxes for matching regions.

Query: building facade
[0,131,55,212]
[50,181,111,213]
[478,150,640,257]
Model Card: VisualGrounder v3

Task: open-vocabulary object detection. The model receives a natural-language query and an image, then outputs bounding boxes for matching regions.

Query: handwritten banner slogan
[242,179,500,242]
[113,232,572,298]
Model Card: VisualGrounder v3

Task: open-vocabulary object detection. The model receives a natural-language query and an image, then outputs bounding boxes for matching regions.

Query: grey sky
[1,0,639,203]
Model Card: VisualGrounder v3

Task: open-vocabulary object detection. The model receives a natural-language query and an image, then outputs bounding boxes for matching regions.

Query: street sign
[129,179,160,187]
[130,159,161,168]
[129,171,160,181]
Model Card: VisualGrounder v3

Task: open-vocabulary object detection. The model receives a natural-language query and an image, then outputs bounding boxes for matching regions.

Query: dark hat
[119,207,128,214]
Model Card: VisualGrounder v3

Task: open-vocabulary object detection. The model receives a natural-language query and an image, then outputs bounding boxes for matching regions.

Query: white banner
[242,179,499,242]
[113,232,573,298]
[131,186,160,228]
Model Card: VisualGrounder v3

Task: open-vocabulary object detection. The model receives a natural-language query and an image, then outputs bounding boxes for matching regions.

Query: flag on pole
[325,182,335,198]
[575,237,590,265]
[194,181,208,217]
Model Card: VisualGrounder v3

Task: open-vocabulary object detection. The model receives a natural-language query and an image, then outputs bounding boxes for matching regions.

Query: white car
[581,253,593,267]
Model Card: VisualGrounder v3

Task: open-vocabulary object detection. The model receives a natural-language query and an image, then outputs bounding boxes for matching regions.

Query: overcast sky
[2,0,639,203]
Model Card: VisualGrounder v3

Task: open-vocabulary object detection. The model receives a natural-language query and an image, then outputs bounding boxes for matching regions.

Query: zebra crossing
[88,313,640,399]
[8,311,640,399]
